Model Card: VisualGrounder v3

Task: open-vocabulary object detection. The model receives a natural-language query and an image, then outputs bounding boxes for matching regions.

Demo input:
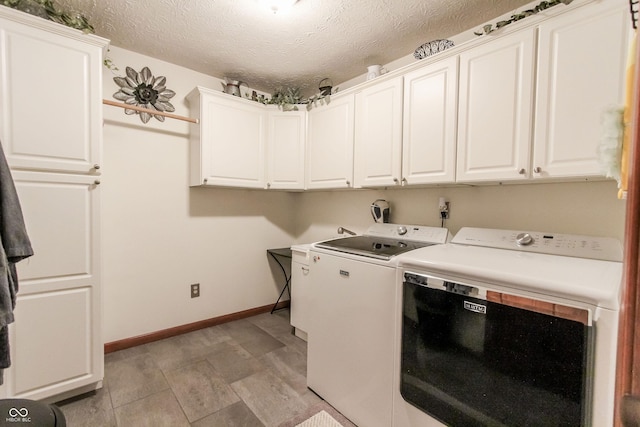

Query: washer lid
[313,223,450,260]
[315,236,433,260]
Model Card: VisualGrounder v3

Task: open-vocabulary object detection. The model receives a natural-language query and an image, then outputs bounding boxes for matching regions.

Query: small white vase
[366,65,387,81]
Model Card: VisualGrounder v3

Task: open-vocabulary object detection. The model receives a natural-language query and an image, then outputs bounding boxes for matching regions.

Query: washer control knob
[516,232,533,246]
[397,226,407,235]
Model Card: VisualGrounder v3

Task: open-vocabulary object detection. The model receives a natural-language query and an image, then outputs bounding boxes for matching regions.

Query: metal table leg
[267,249,292,314]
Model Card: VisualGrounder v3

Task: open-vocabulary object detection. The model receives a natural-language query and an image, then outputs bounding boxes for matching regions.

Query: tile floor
[57,309,352,427]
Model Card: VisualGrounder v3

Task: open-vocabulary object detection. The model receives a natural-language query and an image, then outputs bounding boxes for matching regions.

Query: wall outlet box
[191,283,200,298]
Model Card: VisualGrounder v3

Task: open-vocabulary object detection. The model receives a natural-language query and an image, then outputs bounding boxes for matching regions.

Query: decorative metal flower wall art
[113,66,176,123]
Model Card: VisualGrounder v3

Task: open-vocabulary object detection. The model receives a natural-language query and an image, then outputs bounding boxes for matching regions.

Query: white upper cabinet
[402,56,458,185]
[354,77,403,188]
[0,10,105,174]
[456,28,536,183]
[187,0,627,190]
[533,1,629,179]
[306,94,355,189]
[266,108,306,190]
[188,87,267,189]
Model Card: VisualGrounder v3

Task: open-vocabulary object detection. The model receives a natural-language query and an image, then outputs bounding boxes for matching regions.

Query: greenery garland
[474,0,573,36]
[1,0,94,33]
[250,86,335,111]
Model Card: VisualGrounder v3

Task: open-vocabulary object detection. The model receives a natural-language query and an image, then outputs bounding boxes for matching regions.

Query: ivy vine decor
[474,0,574,36]
[1,0,94,33]
[250,86,335,111]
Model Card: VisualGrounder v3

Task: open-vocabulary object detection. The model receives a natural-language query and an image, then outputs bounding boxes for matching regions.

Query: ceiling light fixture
[259,0,298,14]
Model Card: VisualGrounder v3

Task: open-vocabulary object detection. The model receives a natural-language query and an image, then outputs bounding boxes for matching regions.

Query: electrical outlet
[440,202,450,219]
[191,283,200,298]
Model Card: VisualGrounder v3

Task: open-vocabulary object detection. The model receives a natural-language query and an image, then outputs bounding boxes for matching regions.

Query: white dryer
[393,227,623,427]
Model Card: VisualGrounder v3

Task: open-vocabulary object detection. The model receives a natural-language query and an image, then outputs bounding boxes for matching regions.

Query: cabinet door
[533,2,629,179]
[456,29,535,182]
[197,90,266,188]
[266,109,305,190]
[403,56,458,185]
[306,95,355,189]
[354,77,403,188]
[5,171,101,400]
[0,15,105,174]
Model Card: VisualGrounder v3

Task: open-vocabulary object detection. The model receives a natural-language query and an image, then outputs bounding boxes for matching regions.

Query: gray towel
[0,141,33,384]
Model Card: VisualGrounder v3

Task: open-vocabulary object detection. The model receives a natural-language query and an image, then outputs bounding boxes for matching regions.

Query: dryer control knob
[397,226,407,235]
[516,232,533,246]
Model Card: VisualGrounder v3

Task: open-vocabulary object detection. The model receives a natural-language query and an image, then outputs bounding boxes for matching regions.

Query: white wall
[101,47,297,342]
[295,181,627,244]
[102,46,627,343]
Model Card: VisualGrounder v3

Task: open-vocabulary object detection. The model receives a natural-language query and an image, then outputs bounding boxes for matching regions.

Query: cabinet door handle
[345,180,351,186]
[518,168,526,175]
[533,166,542,173]
[267,182,271,188]
[93,164,101,170]
[94,180,101,185]
[402,177,407,185]
[393,177,399,184]
[301,266,309,273]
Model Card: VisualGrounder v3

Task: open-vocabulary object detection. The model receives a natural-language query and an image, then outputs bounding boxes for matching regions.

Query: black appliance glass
[401,272,592,427]
[315,236,432,260]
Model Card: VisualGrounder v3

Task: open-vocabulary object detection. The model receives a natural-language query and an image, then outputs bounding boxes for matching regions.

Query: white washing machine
[393,227,623,427]
[306,223,450,427]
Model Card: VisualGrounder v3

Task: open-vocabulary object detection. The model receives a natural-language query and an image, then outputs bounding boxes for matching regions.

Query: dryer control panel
[452,227,622,262]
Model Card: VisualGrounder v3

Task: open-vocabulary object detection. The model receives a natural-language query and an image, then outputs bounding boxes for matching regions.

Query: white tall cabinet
[0,7,107,401]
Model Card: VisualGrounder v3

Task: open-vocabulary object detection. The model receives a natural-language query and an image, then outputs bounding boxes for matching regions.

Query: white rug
[295,410,344,427]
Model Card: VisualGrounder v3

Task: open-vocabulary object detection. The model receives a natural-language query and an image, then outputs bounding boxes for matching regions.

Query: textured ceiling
[56,0,533,96]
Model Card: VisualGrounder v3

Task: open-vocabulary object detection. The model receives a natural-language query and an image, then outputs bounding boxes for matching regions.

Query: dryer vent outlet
[191,283,200,298]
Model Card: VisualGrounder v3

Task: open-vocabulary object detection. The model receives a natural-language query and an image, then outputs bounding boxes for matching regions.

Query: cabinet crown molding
[0,5,109,52]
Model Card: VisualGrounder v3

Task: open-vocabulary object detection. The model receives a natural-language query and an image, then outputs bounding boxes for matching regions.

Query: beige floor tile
[248,312,293,337]
[105,353,169,408]
[145,328,231,372]
[165,360,240,422]
[231,369,307,427]
[113,389,189,427]
[261,346,308,395]
[239,333,286,357]
[191,401,265,427]
[206,342,266,383]
[57,384,116,427]
[54,310,347,427]
[221,319,283,346]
